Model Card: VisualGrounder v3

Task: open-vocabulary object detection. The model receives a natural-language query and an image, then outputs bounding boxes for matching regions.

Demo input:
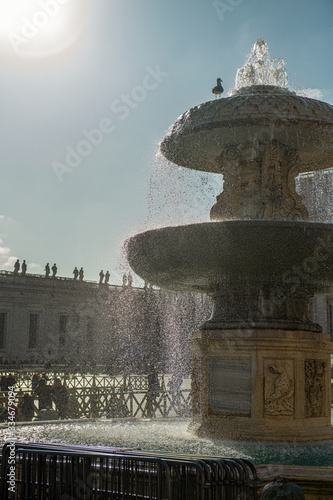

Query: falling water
[296,170,333,222]
[146,153,222,228]
[156,290,211,377]
[137,153,218,377]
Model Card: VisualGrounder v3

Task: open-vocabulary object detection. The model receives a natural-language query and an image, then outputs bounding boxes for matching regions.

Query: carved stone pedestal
[190,329,333,441]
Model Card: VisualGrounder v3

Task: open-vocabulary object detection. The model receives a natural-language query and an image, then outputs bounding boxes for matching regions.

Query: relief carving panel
[305,360,326,418]
[264,359,295,416]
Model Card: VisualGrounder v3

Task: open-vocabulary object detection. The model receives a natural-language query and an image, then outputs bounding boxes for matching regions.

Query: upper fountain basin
[126,220,333,295]
[160,86,333,173]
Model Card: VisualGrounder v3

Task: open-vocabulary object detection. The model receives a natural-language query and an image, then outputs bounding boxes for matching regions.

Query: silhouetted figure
[73,267,79,280]
[45,263,50,278]
[106,387,119,417]
[104,271,110,284]
[18,393,34,421]
[146,364,160,417]
[13,259,20,275]
[52,378,68,419]
[79,267,84,281]
[34,378,52,410]
[128,273,133,287]
[117,388,130,417]
[107,387,130,418]
[44,360,52,370]
[21,260,27,276]
[51,263,57,277]
[148,366,160,395]
[168,372,183,395]
[212,78,224,98]
[168,371,184,413]
[0,404,7,421]
[122,274,127,287]
[31,373,40,392]
[0,376,7,393]
[99,270,104,284]
[6,374,16,390]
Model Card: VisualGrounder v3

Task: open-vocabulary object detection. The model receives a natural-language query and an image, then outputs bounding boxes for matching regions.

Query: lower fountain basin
[2,418,333,466]
[126,220,333,295]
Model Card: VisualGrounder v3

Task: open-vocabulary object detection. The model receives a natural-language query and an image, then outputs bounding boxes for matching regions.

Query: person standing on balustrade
[21,260,27,276]
[13,259,20,275]
[73,267,79,280]
[51,263,57,277]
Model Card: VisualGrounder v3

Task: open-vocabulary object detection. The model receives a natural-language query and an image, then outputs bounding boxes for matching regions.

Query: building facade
[0,270,211,372]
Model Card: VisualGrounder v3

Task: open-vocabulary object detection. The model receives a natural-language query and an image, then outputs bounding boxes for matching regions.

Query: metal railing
[0,371,192,420]
[0,442,259,499]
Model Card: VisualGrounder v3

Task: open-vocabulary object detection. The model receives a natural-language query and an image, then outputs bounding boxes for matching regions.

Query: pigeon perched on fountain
[212,78,224,98]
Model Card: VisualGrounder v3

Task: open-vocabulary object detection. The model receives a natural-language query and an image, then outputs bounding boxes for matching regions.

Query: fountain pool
[1,417,333,467]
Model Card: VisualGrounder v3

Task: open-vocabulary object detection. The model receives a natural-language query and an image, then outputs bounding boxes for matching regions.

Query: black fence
[1,442,259,499]
[0,371,192,420]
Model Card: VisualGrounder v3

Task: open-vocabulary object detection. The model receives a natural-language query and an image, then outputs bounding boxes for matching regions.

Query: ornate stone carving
[264,360,294,416]
[161,85,333,175]
[305,360,326,418]
[262,141,307,220]
[210,140,308,222]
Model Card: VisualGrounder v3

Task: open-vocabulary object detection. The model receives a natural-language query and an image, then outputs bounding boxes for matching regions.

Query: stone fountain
[126,39,333,441]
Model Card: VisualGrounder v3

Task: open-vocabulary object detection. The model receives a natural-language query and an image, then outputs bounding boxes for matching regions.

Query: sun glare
[0,0,90,61]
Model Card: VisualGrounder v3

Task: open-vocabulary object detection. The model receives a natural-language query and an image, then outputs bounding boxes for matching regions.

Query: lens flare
[0,0,90,61]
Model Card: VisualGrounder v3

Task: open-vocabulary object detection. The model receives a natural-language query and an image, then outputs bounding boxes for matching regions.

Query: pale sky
[0,0,332,283]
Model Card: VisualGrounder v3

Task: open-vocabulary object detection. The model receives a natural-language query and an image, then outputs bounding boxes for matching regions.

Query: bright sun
[0,0,89,60]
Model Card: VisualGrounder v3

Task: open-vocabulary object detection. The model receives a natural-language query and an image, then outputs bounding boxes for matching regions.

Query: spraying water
[234,38,288,90]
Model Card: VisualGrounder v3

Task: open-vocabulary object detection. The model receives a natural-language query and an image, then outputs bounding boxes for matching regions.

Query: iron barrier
[0,442,259,499]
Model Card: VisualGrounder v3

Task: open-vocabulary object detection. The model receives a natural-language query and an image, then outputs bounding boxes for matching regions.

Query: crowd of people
[32,374,68,419]
[0,366,185,422]
[12,260,86,281]
[0,373,69,421]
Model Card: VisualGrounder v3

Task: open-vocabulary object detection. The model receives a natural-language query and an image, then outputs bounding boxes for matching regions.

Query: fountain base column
[190,329,333,441]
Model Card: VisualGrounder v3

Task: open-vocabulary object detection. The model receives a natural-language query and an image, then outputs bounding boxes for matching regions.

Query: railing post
[90,375,99,418]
